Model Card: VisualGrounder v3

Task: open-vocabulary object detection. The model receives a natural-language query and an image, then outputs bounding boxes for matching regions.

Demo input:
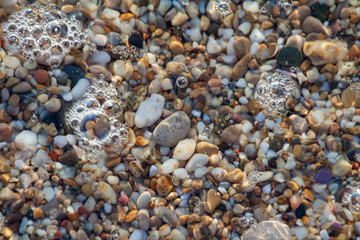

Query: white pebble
[54,135,67,148]
[135,94,165,128]
[173,168,189,179]
[160,159,179,174]
[250,29,265,43]
[15,130,37,149]
[173,139,196,161]
[71,78,90,100]
[185,154,209,172]
[207,37,222,54]
[42,187,55,202]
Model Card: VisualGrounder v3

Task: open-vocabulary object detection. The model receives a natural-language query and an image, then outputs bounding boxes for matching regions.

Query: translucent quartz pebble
[0,2,88,68]
[255,72,298,111]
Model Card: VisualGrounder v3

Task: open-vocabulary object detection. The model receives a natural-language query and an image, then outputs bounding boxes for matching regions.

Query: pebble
[34,69,49,84]
[185,154,209,172]
[12,82,32,93]
[206,37,222,54]
[98,181,117,204]
[135,94,165,128]
[195,142,219,156]
[243,220,292,240]
[71,78,91,100]
[303,40,348,65]
[173,139,196,161]
[15,130,37,149]
[153,111,191,147]
[0,123,12,141]
[3,55,21,69]
[233,37,250,59]
[302,16,329,36]
[231,53,252,80]
[44,98,62,112]
[160,159,179,174]
[277,46,304,67]
[32,149,48,168]
[289,114,308,134]
[206,189,221,213]
[341,83,360,108]
[137,191,151,209]
[226,168,244,183]
[249,28,265,43]
[332,159,352,177]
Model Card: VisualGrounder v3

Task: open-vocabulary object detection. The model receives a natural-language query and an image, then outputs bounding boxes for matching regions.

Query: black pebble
[295,203,306,218]
[207,23,220,35]
[128,31,143,48]
[277,46,304,67]
[311,2,330,22]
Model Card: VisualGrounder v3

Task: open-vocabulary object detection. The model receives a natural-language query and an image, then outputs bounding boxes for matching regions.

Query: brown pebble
[0,123,12,142]
[231,53,252,80]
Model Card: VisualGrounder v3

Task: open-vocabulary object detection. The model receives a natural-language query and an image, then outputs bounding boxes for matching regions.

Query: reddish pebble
[208,78,222,87]
[34,69,49,84]
[78,206,90,215]
[48,151,58,162]
[254,186,262,197]
[119,191,129,205]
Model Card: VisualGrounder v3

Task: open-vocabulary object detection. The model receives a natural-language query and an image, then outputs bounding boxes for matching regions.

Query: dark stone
[269,136,286,152]
[41,197,67,220]
[315,168,332,184]
[277,46,304,67]
[58,148,79,167]
[295,203,306,218]
[64,64,85,88]
[311,2,330,22]
[346,148,360,162]
[206,23,220,35]
[139,0,149,6]
[128,31,143,48]
[291,136,301,145]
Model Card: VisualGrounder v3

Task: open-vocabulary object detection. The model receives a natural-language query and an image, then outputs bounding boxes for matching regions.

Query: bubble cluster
[214,0,233,17]
[255,72,297,111]
[239,213,257,228]
[342,187,360,214]
[261,0,293,14]
[111,44,140,61]
[65,77,128,163]
[1,2,88,68]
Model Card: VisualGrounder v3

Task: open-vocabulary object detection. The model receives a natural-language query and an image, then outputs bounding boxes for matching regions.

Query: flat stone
[153,111,191,147]
[341,83,360,108]
[0,123,12,141]
[195,142,219,156]
[185,154,209,172]
[206,189,221,213]
[137,191,151,209]
[243,220,292,240]
[12,82,32,93]
[233,37,250,59]
[173,139,196,161]
[135,94,165,128]
[303,40,348,66]
[231,53,252,80]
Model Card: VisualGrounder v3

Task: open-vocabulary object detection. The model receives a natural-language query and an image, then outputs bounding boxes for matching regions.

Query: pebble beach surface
[0,0,360,239]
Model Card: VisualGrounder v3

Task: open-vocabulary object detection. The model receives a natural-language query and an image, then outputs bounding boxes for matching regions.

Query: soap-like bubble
[65,77,129,162]
[255,72,297,111]
[0,2,88,68]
